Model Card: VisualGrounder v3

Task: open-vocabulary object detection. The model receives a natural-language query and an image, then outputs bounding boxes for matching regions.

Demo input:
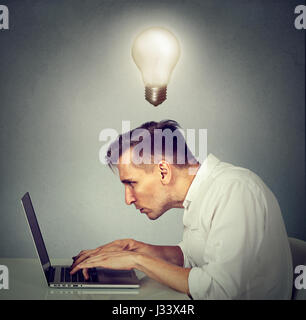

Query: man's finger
[82,268,89,280]
[70,265,81,275]
[71,254,89,269]
[70,264,94,280]
[71,249,99,268]
[70,263,90,276]
[73,250,88,260]
[71,251,88,265]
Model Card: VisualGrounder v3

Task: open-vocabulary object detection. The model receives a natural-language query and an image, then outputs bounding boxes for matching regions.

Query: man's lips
[135,206,148,213]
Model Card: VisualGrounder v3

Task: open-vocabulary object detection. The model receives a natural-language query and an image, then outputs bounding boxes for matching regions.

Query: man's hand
[70,239,184,279]
[70,251,141,276]
[70,238,141,279]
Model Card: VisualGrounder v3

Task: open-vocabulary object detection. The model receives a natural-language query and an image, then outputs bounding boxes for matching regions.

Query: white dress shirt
[178,154,293,300]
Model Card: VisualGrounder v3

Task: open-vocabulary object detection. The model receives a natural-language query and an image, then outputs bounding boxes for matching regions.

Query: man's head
[106,120,199,219]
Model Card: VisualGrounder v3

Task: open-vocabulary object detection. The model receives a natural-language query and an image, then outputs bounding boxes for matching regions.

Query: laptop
[21,192,140,289]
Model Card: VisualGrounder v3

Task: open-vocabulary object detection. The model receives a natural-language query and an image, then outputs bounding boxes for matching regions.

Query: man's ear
[158,161,171,184]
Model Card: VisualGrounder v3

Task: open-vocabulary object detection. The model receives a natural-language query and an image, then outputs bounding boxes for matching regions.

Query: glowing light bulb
[132,27,180,107]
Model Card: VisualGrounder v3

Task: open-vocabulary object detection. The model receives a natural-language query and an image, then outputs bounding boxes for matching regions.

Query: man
[70,120,293,299]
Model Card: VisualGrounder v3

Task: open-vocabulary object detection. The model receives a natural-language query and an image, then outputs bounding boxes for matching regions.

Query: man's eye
[129,182,137,188]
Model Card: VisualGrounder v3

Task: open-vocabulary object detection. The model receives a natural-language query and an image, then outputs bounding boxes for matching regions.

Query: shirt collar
[183,153,221,209]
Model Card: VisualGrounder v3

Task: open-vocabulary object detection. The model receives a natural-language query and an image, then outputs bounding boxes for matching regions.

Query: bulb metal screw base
[145,86,167,107]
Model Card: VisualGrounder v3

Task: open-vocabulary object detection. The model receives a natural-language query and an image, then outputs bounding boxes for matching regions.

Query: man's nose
[125,186,136,205]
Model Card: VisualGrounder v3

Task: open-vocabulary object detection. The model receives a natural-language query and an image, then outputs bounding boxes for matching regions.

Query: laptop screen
[21,192,51,271]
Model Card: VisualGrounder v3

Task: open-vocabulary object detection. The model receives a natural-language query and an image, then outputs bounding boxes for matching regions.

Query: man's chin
[146,214,158,220]
[146,210,165,220]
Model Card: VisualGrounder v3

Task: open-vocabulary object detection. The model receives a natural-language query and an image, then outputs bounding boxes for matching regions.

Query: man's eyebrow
[121,179,135,184]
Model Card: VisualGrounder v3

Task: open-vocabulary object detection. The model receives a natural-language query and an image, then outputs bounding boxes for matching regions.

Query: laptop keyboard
[61,267,98,283]
[48,267,98,283]
[48,267,136,285]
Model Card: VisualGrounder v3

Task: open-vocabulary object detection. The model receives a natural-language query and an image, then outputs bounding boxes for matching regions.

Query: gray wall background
[0,0,304,259]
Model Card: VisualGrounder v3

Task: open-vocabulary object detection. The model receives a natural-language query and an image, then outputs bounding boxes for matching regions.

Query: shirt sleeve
[188,180,266,300]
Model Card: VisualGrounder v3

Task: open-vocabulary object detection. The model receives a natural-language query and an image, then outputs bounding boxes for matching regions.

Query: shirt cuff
[177,241,191,268]
[188,267,212,300]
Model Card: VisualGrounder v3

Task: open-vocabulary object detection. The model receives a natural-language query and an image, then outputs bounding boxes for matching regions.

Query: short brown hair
[106,120,198,172]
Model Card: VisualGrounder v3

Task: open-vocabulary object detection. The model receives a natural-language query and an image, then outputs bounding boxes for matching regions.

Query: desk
[0,259,190,300]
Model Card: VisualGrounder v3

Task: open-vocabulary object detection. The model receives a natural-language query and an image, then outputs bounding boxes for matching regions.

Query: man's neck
[170,164,200,209]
